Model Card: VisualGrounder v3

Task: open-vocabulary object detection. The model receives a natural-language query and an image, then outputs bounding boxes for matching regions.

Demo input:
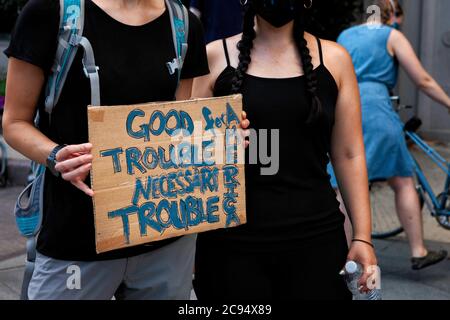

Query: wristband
[352,238,374,248]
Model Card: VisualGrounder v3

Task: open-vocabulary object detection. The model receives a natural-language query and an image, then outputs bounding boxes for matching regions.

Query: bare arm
[3,58,94,196]
[192,39,228,99]
[2,58,57,164]
[390,30,450,109]
[325,42,377,288]
[192,73,214,99]
[329,47,372,245]
[176,79,194,100]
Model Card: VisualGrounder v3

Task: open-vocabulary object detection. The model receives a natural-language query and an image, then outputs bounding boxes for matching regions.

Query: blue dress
[328,25,414,187]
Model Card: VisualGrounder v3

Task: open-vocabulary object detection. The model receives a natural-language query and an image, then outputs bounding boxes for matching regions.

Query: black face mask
[252,0,301,28]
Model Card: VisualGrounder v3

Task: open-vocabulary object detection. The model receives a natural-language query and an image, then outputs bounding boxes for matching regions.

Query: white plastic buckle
[83,65,100,78]
[167,58,180,75]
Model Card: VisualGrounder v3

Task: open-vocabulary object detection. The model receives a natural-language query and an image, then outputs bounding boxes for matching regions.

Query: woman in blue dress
[330,0,450,270]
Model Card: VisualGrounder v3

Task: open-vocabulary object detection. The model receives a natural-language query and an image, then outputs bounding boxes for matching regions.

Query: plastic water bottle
[341,261,382,300]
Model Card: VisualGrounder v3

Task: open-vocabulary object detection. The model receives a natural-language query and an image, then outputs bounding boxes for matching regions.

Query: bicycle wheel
[436,193,450,230]
[370,181,404,239]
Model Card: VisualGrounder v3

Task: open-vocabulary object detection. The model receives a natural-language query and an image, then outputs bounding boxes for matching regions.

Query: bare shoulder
[206,34,240,63]
[205,34,241,79]
[205,39,225,66]
[225,33,242,46]
[195,34,241,95]
[320,39,352,66]
[206,38,224,55]
[303,33,353,83]
[320,39,355,88]
[389,28,404,40]
[387,28,408,47]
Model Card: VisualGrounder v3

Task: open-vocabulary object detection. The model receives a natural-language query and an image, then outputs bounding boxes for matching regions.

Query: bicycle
[370,97,450,239]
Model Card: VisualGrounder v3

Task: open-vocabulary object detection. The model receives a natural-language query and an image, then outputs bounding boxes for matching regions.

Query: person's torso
[203,46,344,249]
[39,0,185,261]
[42,1,180,143]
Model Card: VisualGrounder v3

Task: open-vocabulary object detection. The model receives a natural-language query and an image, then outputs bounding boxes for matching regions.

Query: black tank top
[199,38,345,252]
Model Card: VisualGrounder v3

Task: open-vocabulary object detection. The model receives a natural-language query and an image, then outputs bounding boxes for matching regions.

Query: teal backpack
[14,0,189,300]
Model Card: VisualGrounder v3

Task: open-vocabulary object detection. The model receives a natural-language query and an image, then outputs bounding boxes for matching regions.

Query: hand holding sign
[241,111,251,149]
[55,143,94,197]
[57,109,250,199]
[88,95,247,253]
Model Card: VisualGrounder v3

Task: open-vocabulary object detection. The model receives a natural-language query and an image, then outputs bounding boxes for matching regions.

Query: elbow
[331,150,365,165]
[1,112,12,145]
[417,75,433,91]
[1,105,20,146]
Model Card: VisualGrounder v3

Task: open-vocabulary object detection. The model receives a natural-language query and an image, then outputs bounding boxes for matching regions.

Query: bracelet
[352,238,374,248]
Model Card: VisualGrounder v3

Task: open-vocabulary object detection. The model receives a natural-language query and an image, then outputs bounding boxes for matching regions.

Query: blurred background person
[190,0,243,43]
[329,0,450,270]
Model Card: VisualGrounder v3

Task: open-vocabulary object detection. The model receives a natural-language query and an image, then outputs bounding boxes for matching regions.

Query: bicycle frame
[406,131,450,218]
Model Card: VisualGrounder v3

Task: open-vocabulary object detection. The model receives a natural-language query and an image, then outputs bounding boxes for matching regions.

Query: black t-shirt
[5,0,209,261]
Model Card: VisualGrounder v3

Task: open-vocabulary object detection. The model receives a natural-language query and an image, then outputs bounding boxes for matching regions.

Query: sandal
[411,250,448,270]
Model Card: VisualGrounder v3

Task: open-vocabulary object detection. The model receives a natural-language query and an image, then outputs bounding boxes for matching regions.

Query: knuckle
[55,151,65,161]
[65,146,74,153]
[84,154,93,163]
[57,163,67,172]
[77,156,88,165]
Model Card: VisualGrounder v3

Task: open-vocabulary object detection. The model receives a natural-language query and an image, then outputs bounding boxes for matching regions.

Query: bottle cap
[345,261,359,274]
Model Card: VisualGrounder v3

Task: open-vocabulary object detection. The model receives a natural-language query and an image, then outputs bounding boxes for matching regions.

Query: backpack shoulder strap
[45,0,85,116]
[165,0,189,85]
[15,162,45,300]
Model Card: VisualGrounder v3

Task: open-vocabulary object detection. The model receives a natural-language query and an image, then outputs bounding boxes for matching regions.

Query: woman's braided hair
[231,0,322,123]
[231,4,257,94]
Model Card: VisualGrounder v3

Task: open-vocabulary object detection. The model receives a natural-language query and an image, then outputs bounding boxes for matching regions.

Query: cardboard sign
[88,95,246,253]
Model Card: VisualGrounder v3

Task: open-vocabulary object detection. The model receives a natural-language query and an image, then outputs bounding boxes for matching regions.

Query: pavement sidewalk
[0,255,25,300]
[376,238,450,300]
[0,136,30,187]
[1,238,449,300]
